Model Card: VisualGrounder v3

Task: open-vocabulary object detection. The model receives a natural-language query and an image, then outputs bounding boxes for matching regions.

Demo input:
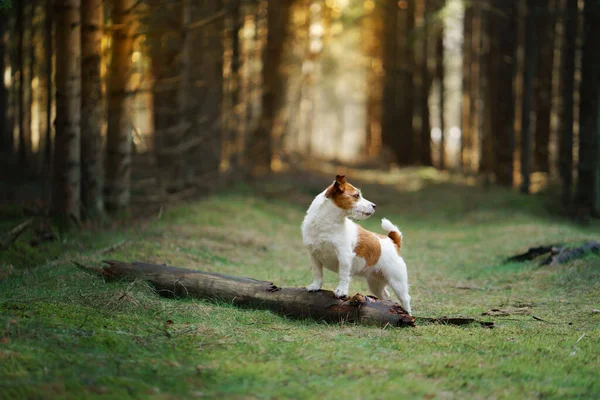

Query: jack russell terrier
[301,175,412,315]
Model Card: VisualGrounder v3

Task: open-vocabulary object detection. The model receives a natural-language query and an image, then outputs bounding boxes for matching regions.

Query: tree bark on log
[91,261,495,328]
[101,260,417,327]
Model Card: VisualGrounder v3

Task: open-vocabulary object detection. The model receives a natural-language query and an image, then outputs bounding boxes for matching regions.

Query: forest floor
[1,167,599,399]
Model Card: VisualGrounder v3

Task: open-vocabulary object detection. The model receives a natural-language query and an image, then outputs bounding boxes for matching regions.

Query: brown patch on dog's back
[325,175,361,210]
[354,226,381,266]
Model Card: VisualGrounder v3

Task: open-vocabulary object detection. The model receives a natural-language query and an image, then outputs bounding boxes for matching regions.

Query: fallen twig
[98,240,130,255]
[0,219,33,250]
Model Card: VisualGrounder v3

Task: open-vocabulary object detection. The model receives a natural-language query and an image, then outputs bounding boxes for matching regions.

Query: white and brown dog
[301,175,411,315]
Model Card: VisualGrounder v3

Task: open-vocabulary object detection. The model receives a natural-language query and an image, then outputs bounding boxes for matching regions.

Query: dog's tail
[381,218,402,249]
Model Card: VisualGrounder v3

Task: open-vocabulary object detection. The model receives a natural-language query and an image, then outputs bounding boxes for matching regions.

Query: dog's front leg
[306,253,323,292]
[333,253,352,298]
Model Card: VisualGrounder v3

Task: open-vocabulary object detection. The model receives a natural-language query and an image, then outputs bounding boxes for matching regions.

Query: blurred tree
[227,0,244,170]
[435,1,445,170]
[488,0,517,186]
[558,0,577,206]
[418,0,432,167]
[575,0,600,217]
[105,0,134,212]
[0,12,8,153]
[53,0,81,223]
[533,0,556,173]
[44,0,52,168]
[81,0,104,218]
[381,0,415,166]
[520,2,537,194]
[16,0,31,167]
[460,3,472,172]
[248,0,293,176]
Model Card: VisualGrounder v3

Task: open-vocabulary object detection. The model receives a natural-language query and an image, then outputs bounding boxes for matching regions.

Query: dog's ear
[326,175,346,198]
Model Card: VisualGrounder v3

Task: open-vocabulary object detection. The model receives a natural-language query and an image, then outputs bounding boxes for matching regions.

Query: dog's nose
[372,203,377,209]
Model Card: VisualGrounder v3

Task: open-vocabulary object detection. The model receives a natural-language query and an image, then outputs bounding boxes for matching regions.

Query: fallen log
[98,260,415,327]
[505,241,600,266]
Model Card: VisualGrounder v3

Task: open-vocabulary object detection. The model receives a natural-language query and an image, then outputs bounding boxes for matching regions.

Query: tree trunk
[381,0,399,164]
[419,0,432,167]
[469,3,482,172]
[45,0,53,168]
[0,13,7,153]
[520,4,537,194]
[460,5,473,171]
[228,0,244,170]
[381,0,415,166]
[489,0,517,187]
[99,260,415,327]
[17,0,32,168]
[575,0,600,217]
[149,3,179,166]
[248,0,292,176]
[478,5,494,176]
[558,0,577,207]
[29,0,36,165]
[80,0,104,218]
[533,0,556,173]
[105,0,134,212]
[193,1,225,182]
[53,0,81,224]
[401,0,416,165]
[364,0,383,158]
[436,15,445,170]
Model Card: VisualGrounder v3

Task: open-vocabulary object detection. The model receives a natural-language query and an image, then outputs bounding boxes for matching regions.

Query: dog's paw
[333,287,348,299]
[306,282,322,292]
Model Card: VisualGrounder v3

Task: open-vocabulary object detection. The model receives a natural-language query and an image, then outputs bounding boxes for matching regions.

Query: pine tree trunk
[479,5,494,176]
[29,0,36,166]
[382,0,416,166]
[17,0,32,168]
[0,13,7,153]
[53,0,81,223]
[402,0,416,165]
[149,4,179,165]
[106,0,134,212]
[575,0,600,217]
[469,4,482,172]
[520,4,537,194]
[533,0,556,173]
[45,0,53,168]
[460,5,473,172]
[489,0,517,187]
[229,0,244,170]
[80,0,104,218]
[194,1,225,181]
[436,17,445,170]
[381,0,398,164]
[558,0,577,207]
[248,0,292,176]
[419,0,432,167]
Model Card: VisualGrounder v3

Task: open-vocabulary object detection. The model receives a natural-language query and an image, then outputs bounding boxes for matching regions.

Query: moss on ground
[1,170,599,399]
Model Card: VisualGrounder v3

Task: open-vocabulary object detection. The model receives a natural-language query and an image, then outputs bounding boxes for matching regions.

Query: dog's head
[325,175,376,221]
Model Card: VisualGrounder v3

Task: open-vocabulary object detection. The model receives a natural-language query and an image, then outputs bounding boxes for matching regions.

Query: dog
[301,175,412,315]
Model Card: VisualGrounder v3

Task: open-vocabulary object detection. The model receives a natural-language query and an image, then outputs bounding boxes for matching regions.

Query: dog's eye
[353,193,360,199]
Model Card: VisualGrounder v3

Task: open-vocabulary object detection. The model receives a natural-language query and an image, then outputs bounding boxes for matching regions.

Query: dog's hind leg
[367,276,390,300]
[306,253,323,292]
[388,278,411,315]
[385,263,411,315]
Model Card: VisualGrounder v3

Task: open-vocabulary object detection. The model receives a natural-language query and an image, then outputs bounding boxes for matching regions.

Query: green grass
[1,169,600,399]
